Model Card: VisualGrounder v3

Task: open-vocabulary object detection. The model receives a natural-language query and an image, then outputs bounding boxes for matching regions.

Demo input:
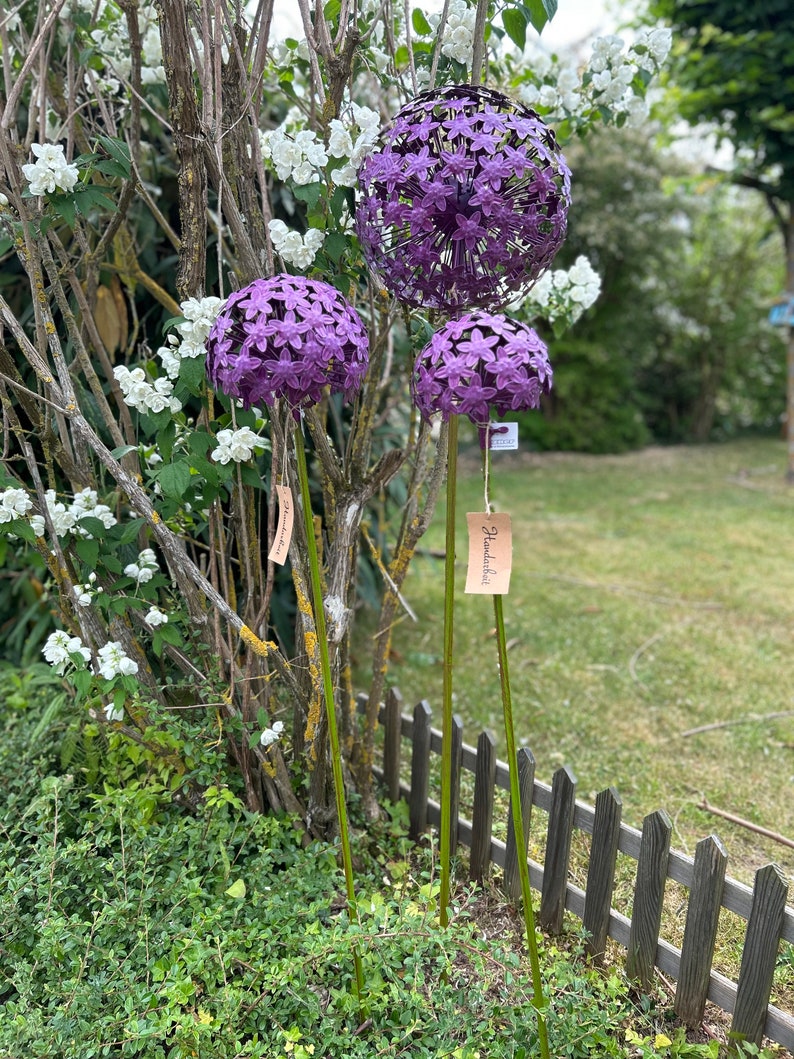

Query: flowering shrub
[0,0,669,829]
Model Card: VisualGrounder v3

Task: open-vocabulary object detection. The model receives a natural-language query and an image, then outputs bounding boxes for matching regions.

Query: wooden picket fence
[371,688,794,1051]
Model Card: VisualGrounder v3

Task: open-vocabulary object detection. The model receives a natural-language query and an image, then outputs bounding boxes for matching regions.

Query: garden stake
[482,431,550,1059]
[493,589,550,1059]
[294,422,365,1010]
[439,413,459,928]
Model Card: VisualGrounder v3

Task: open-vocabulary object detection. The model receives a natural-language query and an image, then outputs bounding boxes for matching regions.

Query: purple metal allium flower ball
[205,274,369,412]
[356,84,571,313]
[411,311,552,430]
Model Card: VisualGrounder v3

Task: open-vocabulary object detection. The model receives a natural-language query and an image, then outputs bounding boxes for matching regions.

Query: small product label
[268,484,294,565]
[489,422,519,451]
[465,512,513,595]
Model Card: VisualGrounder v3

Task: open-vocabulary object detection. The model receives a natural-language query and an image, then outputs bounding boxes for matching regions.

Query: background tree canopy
[645,0,794,472]
[518,126,786,452]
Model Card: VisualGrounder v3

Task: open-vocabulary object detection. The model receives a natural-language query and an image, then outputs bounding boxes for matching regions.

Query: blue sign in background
[769,297,794,326]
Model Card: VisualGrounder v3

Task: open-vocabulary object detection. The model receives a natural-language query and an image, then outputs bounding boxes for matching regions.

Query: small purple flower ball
[205,275,369,412]
[356,84,571,314]
[411,311,552,429]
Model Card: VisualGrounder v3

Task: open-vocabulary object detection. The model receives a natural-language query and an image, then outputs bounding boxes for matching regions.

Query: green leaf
[291,183,323,209]
[394,44,410,68]
[177,354,206,394]
[156,622,182,646]
[94,159,130,181]
[412,8,432,34]
[523,0,549,33]
[158,462,192,500]
[187,430,213,457]
[503,8,528,50]
[225,879,246,899]
[330,273,351,296]
[75,186,117,214]
[50,196,76,228]
[324,233,348,264]
[97,135,131,179]
[75,516,109,539]
[110,444,138,459]
[4,519,35,543]
[108,517,145,545]
[75,537,100,567]
[156,419,177,462]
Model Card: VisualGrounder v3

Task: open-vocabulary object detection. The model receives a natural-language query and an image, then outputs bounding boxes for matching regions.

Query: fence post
[626,809,672,990]
[470,729,496,884]
[539,765,577,934]
[448,714,464,855]
[409,700,432,841]
[730,863,789,1046]
[583,786,622,961]
[503,747,536,905]
[674,835,728,1028]
[383,686,403,804]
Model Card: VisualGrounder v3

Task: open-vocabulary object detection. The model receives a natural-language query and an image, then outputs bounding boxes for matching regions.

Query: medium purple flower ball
[356,84,571,314]
[205,275,369,412]
[411,312,552,429]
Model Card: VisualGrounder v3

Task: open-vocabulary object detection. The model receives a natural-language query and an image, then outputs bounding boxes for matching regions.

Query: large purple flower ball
[411,311,552,428]
[205,275,369,412]
[356,84,571,314]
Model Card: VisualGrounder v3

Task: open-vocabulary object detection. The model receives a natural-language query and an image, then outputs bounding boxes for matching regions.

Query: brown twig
[697,798,794,850]
[682,710,794,737]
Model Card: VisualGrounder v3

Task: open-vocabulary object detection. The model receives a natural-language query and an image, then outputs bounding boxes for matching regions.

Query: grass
[363,437,794,1022]
[379,438,794,884]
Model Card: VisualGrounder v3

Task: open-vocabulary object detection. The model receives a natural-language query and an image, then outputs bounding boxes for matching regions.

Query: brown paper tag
[268,484,294,565]
[465,512,512,595]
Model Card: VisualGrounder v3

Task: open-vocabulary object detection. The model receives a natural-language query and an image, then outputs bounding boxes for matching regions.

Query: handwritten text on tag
[268,484,294,565]
[465,512,512,595]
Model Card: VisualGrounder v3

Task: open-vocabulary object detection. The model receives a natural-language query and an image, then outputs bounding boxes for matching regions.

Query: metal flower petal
[205,275,369,413]
[411,311,552,428]
[356,84,571,314]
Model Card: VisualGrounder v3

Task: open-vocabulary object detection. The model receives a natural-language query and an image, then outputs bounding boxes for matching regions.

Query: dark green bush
[519,340,650,454]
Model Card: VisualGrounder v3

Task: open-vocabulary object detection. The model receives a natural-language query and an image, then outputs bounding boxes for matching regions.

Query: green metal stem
[294,425,365,1008]
[493,592,550,1059]
[439,414,459,928]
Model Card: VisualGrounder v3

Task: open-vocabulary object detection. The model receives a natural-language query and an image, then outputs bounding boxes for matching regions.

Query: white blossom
[515,256,601,327]
[42,630,91,674]
[36,489,77,537]
[71,487,117,536]
[144,606,169,628]
[96,640,139,680]
[0,487,32,523]
[22,143,80,196]
[104,702,125,722]
[124,547,159,584]
[212,426,266,465]
[260,126,327,184]
[268,219,325,270]
[437,0,476,66]
[114,365,182,415]
[260,720,285,747]
[326,103,380,186]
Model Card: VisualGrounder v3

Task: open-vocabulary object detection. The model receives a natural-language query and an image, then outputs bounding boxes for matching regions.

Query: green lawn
[378,438,794,886]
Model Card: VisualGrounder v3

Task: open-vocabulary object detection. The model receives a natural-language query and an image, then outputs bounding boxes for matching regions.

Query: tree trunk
[786,204,794,481]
